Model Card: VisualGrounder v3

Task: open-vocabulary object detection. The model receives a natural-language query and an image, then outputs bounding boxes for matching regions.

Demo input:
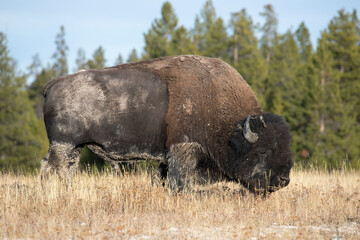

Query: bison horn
[243,116,259,143]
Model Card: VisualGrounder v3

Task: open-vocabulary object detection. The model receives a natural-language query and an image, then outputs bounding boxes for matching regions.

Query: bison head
[226,113,293,195]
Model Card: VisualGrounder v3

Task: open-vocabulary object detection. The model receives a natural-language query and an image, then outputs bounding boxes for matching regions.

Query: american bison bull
[40,55,293,194]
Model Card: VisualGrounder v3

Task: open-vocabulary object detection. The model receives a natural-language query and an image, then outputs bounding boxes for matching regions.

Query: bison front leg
[40,142,82,181]
[167,142,211,191]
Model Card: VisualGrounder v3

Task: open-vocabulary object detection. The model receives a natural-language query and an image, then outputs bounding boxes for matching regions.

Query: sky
[1,0,359,78]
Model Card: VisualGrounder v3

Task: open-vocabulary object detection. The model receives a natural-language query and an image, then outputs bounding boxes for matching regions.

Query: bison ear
[229,128,251,156]
[259,115,267,128]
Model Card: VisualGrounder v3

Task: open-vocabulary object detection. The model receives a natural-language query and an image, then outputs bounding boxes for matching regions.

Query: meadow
[0,169,359,239]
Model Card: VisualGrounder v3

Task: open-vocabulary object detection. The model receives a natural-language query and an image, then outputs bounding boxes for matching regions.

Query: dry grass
[0,169,359,239]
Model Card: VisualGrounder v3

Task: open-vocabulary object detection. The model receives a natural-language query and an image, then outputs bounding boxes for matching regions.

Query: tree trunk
[233,35,238,65]
[319,70,326,133]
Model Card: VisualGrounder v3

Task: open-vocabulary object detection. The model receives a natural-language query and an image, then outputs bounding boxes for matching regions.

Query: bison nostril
[279,176,290,185]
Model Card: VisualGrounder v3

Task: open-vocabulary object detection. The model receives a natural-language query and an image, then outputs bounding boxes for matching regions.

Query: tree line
[1,1,359,172]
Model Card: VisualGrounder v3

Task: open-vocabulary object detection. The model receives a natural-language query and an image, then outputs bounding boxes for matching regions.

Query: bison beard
[40,55,293,195]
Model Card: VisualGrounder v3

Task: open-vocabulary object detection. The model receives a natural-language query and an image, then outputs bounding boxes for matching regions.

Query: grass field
[0,169,359,239]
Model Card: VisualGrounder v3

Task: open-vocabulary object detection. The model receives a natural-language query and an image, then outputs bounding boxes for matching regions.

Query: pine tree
[295,22,313,63]
[263,32,288,115]
[29,26,70,119]
[27,54,44,118]
[127,49,139,63]
[168,26,197,55]
[313,10,360,169]
[200,0,216,29]
[259,4,280,112]
[52,25,68,77]
[327,10,360,112]
[143,29,167,59]
[351,10,360,127]
[193,0,216,53]
[260,4,278,63]
[143,1,178,59]
[0,32,47,171]
[27,54,42,77]
[203,17,228,58]
[292,22,320,167]
[115,54,124,65]
[229,9,267,106]
[316,31,334,136]
[87,46,106,69]
[193,0,228,57]
[75,48,88,71]
[28,64,56,119]
[193,16,204,53]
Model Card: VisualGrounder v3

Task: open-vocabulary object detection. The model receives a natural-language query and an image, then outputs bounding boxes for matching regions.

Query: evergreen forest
[1,1,359,172]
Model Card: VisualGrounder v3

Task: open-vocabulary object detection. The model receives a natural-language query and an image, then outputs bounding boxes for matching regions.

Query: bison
[40,55,293,194]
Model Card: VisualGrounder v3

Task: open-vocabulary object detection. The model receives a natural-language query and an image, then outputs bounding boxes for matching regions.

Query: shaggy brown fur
[113,55,262,170]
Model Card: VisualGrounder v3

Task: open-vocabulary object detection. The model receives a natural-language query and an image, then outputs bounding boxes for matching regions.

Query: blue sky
[1,0,359,76]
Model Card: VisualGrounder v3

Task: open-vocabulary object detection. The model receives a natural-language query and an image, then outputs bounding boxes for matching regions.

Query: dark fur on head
[226,113,293,195]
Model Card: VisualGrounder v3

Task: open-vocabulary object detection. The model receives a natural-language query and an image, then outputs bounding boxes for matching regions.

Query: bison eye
[257,148,267,155]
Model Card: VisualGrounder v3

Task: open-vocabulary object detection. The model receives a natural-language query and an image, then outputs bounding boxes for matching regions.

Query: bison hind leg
[40,142,82,181]
[167,142,213,191]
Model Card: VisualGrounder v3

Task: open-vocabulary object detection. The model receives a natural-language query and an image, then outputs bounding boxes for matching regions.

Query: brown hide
[44,55,263,170]
[145,55,263,167]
